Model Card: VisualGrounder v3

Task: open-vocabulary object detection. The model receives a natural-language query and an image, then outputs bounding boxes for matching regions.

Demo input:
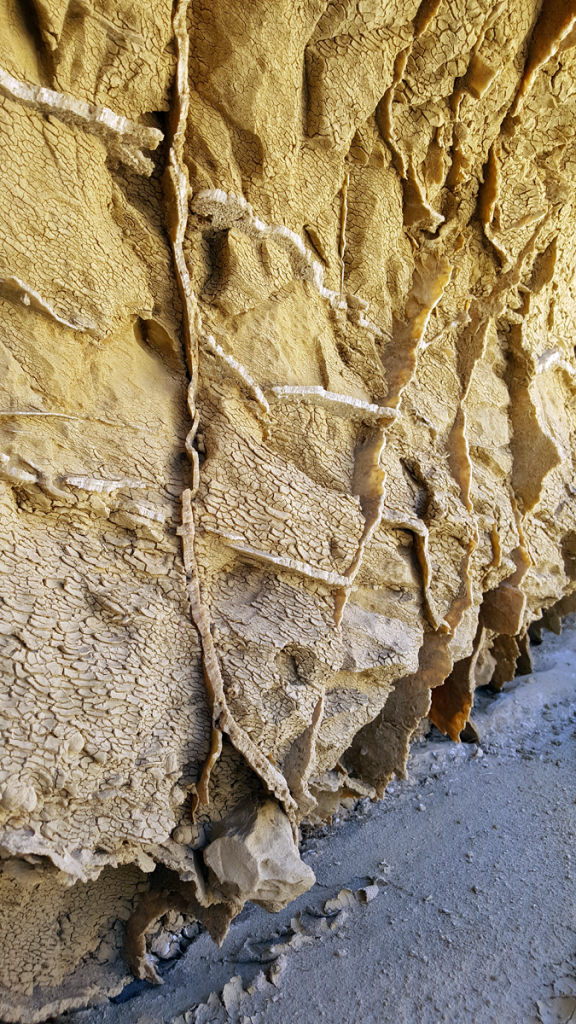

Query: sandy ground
[73,621,576,1024]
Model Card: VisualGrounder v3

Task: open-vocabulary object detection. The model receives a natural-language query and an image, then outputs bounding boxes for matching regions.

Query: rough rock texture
[204,797,316,912]
[1,0,576,1017]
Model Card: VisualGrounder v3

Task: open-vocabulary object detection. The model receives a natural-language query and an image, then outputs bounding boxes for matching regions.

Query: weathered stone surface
[203,798,316,912]
[2,0,576,1015]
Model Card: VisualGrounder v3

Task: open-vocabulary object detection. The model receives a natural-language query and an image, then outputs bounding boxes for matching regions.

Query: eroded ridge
[0,275,97,332]
[179,490,298,828]
[268,386,395,423]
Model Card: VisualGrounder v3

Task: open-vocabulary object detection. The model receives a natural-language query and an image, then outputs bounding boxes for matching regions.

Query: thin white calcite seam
[62,476,147,493]
[0,66,162,174]
[204,525,352,587]
[268,386,396,421]
[192,189,384,321]
[537,349,575,375]
[204,335,271,416]
[0,410,150,430]
[0,274,98,333]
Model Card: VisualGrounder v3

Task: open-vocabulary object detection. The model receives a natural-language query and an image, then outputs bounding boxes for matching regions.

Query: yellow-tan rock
[203,798,316,912]
[1,0,576,1016]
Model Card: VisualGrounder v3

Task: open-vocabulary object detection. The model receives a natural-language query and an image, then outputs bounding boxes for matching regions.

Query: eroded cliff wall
[1,0,576,1017]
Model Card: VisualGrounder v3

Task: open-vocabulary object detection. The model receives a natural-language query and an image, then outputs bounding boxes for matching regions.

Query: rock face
[1,0,576,1017]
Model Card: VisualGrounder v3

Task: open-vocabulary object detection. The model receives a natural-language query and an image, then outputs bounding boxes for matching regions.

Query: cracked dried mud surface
[74,622,576,1024]
[3,0,576,1015]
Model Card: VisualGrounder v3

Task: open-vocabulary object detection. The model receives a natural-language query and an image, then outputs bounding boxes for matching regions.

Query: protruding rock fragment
[1,780,37,814]
[203,799,315,913]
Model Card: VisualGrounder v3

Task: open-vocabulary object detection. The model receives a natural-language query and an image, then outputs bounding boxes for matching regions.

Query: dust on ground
[72,620,576,1024]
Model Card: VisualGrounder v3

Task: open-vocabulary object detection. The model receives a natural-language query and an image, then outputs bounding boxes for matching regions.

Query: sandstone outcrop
[203,797,316,912]
[1,0,576,1017]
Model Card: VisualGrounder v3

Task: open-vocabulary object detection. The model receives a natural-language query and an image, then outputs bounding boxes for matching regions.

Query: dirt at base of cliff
[59,618,576,1024]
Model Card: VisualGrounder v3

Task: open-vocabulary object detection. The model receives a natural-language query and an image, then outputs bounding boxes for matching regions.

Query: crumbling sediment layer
[2,0,576,1018]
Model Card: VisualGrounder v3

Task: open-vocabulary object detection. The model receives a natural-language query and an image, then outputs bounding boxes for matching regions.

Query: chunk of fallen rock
[203,797,315,912]
[324,888,356,914]
[324,884,379,913]
[537,996,576,1024]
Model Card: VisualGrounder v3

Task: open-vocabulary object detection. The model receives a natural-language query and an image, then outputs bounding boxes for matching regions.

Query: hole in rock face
[330,537,348,560]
